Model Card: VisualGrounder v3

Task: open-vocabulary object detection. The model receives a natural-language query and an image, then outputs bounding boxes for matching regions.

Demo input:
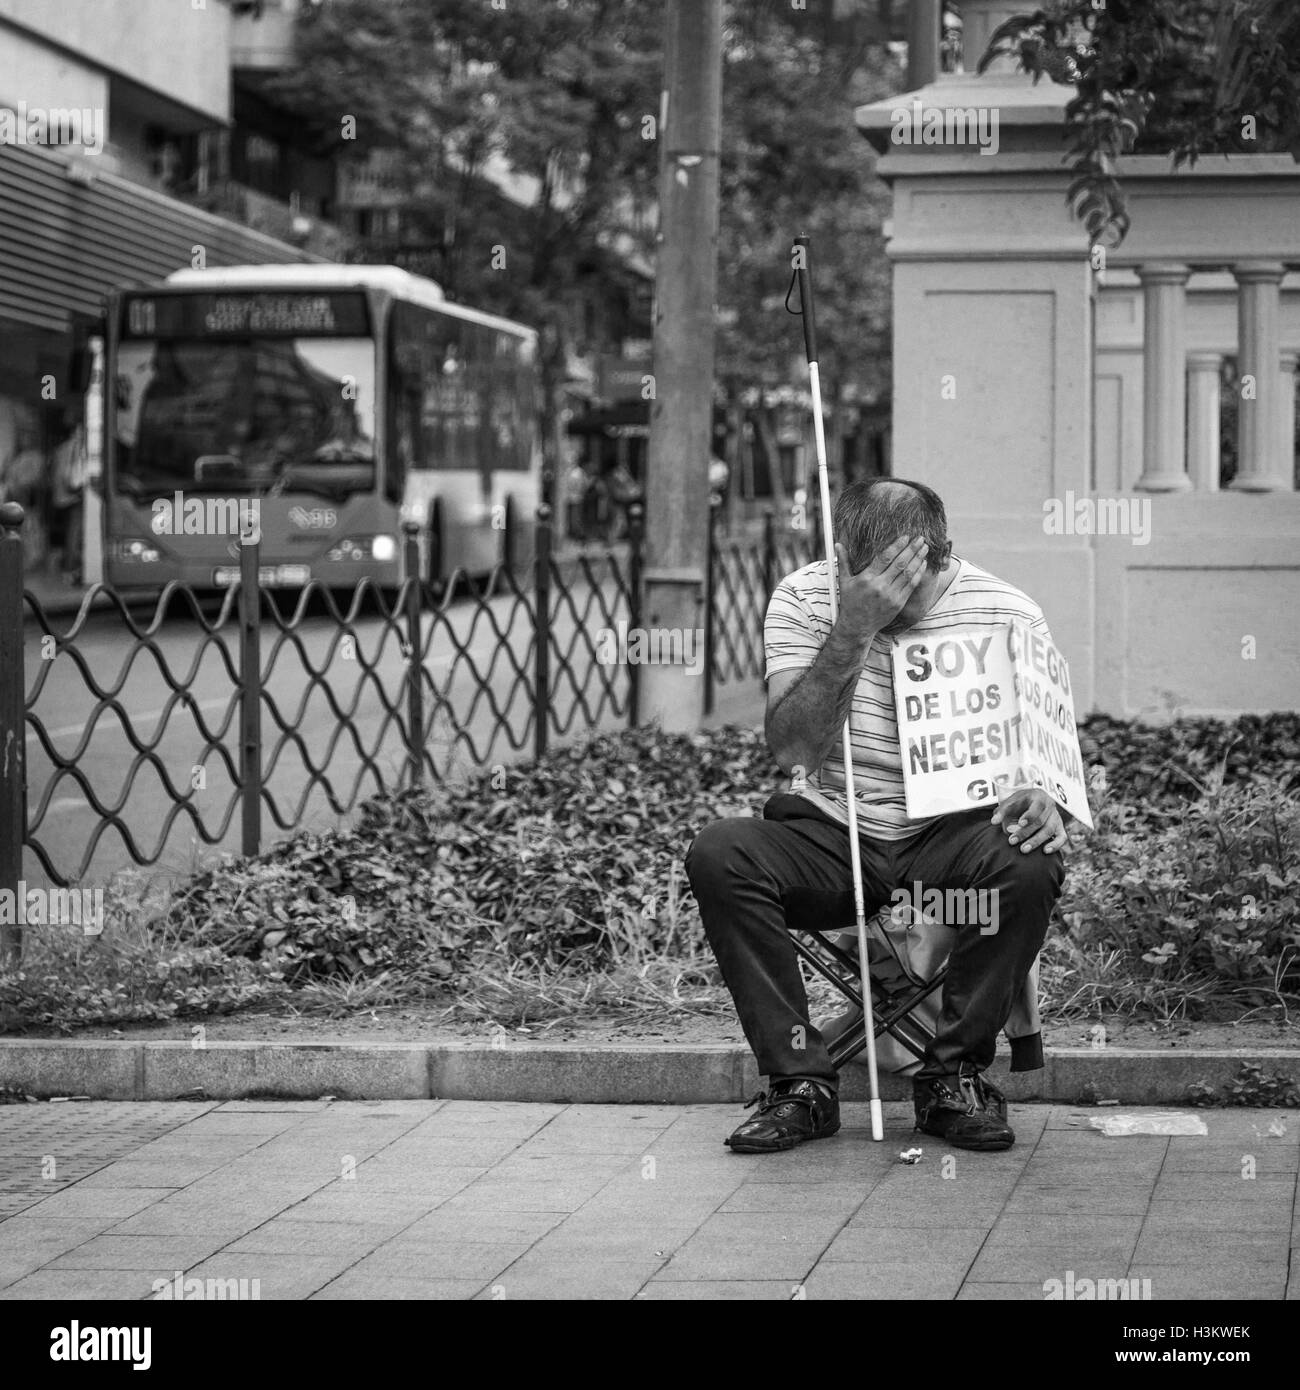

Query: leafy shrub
[1187,1064,1300,1108]
[164,833,475,985]
[1224,1062,1300,1107]
[6,714,1299,1032]
[158,725,777,982]
[158,716,1299,1024]
[1079,712,1300,811]
[1045,776,1300,1019]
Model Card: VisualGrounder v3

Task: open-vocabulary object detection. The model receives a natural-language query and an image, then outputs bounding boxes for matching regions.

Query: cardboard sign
[891,621,1094,829]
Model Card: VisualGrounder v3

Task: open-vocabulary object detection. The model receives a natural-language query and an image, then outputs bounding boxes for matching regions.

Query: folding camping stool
[790,906,953,1078]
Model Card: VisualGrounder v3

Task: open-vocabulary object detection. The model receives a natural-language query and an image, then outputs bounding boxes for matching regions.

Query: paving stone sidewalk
[0,1100,1296,1300]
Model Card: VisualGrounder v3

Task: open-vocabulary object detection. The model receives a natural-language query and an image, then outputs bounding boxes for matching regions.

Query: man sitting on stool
[686,479,1068,1153]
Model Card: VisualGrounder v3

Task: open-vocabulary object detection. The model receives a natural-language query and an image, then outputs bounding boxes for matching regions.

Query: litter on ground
[1070,1110,1209,1137]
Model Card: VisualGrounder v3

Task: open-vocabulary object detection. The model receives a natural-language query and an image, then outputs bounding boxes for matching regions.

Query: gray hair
[833,478,948,574]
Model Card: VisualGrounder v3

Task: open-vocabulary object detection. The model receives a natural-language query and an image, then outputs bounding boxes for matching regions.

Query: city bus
[102,264,542,592]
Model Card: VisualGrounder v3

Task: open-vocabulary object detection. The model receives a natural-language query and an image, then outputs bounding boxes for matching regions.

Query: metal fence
[705,507,816,703]
[0,497,810,960]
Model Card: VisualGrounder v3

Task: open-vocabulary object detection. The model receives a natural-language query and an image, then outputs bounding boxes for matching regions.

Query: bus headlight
[115,538,161,563]
[325,536,398,563]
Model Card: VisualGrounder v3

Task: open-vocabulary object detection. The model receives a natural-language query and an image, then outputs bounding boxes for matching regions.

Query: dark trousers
[685,794,1065,1089]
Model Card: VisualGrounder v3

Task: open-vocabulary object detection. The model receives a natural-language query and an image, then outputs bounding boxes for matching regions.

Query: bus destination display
[121,292,371,339]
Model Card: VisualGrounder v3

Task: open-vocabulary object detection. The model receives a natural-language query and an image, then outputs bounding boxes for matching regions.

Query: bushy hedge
[1051,780,1300,1014]
[164,723,770,979]
[2,715,1298,1031]
[1079,713,1300,807]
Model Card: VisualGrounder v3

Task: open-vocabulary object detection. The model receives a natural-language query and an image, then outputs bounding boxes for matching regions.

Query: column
[1232,262,1287,490]
[907,0,942,88]
[1279,350,1298,492]
[1186,352,1223,493]
[1137,263,1192,492]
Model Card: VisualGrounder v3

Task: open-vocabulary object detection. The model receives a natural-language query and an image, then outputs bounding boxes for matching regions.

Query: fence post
[501,497,516,574]
[703,494,721,717]
[0,503,26,967]
[626,501,644,728]
[427,498,442,589]
[533,502,552,761]
[763,508,777,600]
[239,529,262,858]
[402,520,424,788]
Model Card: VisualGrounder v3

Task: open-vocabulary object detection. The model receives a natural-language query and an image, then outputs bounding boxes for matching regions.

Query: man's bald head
[833,478,949,575]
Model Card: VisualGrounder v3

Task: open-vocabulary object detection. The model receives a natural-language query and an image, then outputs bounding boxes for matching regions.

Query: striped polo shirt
[764,555,1054,841]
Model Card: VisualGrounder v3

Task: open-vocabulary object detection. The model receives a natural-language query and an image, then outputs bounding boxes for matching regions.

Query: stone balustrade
[1128,261,1299,493]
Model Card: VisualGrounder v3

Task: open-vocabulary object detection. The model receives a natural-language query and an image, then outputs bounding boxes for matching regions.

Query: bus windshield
[113,336,376,501]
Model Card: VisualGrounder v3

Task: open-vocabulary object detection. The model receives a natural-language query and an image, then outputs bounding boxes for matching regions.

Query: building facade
[0,0,343,580]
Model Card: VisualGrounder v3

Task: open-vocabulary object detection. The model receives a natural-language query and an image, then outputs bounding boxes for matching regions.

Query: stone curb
[1,1040,1298,1104]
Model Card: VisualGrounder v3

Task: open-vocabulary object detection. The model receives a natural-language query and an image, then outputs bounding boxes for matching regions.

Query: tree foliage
[979,0,1300,248]
[274,0,661,337]
[717,3,899,410]
[271,0,897,409]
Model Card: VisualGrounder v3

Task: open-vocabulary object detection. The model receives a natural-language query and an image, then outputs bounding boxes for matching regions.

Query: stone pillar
[855,50,1095,705]
[1136,264,1192,492]
[1279,350,1298,491]
[1232,262,1288,490]
[1186,352,1223,493]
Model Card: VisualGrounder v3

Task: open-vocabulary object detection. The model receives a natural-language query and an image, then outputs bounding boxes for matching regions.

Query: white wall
[0,0,230,122]
[0,24,107,112]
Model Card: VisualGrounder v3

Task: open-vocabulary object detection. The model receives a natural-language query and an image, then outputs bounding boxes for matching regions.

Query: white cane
[792,235,885,1141]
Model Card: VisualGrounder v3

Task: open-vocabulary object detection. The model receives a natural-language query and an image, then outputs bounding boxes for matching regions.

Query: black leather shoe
[724,1079,841,1153]
[913,1066,1014,1151]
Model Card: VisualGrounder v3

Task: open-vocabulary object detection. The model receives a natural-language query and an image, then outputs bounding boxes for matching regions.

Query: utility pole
[907,0,942,89]
[640,0,722,731]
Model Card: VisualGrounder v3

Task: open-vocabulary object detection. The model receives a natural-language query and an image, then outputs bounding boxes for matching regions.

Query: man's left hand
[990,789,1068,855]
